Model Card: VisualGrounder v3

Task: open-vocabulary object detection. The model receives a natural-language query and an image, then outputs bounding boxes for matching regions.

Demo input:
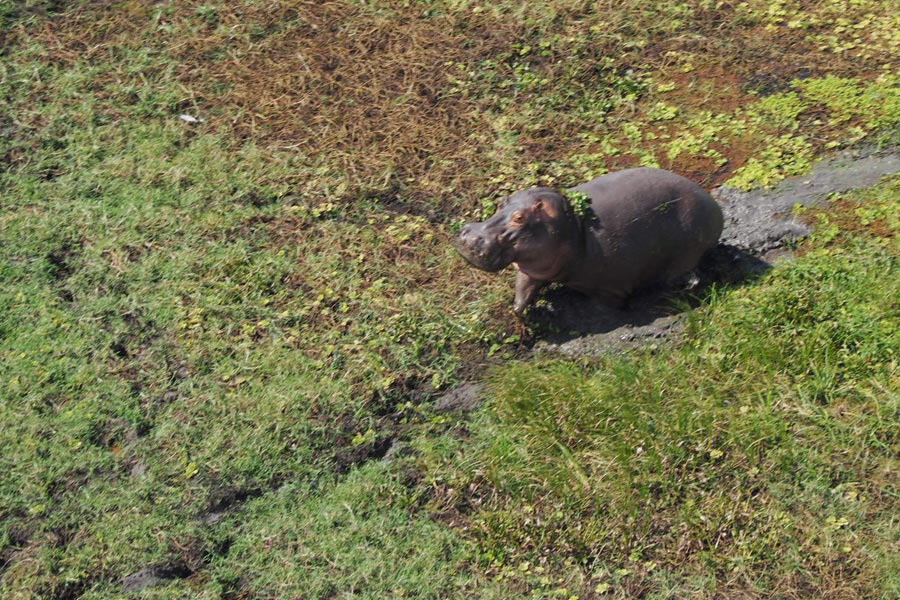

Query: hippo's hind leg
[513,271,546,315]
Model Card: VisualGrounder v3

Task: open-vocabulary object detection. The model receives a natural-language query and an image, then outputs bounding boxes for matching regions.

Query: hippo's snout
[457,224,485,254]
[454,222,511,273]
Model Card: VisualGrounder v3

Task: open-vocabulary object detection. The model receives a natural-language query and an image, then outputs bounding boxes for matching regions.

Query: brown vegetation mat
[20,1,896,207]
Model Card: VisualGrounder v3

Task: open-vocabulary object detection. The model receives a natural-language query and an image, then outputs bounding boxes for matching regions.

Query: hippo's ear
[533,197,561,220]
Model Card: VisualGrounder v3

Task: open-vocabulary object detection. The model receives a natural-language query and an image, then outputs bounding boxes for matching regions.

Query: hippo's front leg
[513,271,545,315]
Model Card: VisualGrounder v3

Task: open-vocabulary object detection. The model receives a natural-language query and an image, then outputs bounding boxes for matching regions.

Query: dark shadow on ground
[524,244,772,354]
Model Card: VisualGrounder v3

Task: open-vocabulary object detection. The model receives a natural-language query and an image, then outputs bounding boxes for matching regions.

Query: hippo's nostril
[459,227,486,250]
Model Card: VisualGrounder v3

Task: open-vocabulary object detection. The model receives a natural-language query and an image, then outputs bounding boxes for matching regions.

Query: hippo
[454,167,724,314]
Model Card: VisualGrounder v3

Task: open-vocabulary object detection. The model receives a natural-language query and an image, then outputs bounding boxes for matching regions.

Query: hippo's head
[454,188,575,274]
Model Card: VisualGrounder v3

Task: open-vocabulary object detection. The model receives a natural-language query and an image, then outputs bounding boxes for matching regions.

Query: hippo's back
[568,167,723,296]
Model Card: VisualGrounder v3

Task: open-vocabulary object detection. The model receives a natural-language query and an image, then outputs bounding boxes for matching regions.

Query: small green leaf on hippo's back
[562,189,592,218]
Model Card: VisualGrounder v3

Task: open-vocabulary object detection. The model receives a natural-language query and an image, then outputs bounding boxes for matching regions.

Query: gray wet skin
[455,167,724,314]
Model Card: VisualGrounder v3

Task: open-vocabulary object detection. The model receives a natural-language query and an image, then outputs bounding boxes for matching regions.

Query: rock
[120,564,191,593]
[130,461,148,478]
[435,383,484,413]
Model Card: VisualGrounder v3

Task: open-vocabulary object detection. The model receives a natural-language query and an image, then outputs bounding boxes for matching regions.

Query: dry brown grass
[22,0,897,207]
[173,3,497,199]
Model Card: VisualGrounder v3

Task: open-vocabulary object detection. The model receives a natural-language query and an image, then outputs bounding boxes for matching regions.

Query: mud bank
[717,147,900,255]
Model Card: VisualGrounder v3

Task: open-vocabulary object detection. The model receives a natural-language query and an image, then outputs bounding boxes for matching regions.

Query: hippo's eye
[510,211,526,225]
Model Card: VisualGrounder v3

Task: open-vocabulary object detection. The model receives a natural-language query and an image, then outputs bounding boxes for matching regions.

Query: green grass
[0,113,508,598]
[1,1,899,598]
